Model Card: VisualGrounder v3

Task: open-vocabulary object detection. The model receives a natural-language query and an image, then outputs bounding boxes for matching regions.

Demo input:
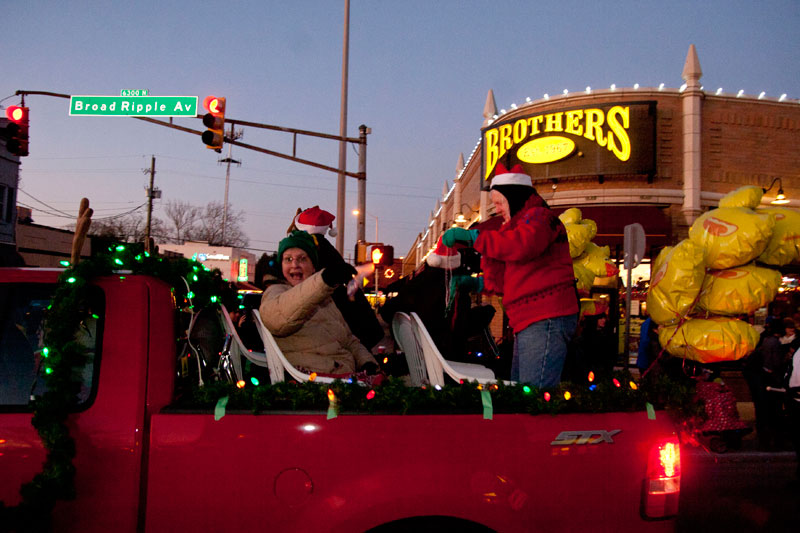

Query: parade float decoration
[647,185,798,364]
[559,208,619,317]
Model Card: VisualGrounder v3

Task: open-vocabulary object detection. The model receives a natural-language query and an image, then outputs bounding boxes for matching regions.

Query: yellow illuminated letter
[584,108,605,146]
[484,128,499,179]
[606,106,631,161]
[564,110,584,136]
[544,112,563,132]
[528,115,544,136]
[512,118,528,144]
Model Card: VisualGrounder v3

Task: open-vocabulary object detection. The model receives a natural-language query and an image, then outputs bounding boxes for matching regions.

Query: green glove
[442,228,479,247]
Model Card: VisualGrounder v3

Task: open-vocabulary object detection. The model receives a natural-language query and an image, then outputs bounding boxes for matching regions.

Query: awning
[233,281,262,292]
[553,205,672,252]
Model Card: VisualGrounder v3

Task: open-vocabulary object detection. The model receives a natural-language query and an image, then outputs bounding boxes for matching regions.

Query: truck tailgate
[146,410,676,532]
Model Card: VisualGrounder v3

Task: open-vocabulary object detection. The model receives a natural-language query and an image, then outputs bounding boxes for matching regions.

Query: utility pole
[336,0,350,254]
[219,123,241,245]
[143,155,160,253]
[356,124,368,243]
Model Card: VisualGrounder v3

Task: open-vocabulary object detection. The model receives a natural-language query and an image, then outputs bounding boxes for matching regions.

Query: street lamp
[352,209,378,242]
[762,177,790,205]
[455,204,479,226]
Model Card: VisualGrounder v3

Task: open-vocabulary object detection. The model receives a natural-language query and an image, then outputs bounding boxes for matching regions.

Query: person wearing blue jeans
[443,163,579,388]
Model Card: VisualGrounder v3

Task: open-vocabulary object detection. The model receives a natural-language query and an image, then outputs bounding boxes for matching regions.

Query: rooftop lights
[525,97,531,102]
[585,86,591,94]
[658,83,665,91]
[716,88,723,95]
[758,91,766,99]
[737,89,744,97]
[679,83,687,92]
[563,89,569,95]
[543,93,550,100]
[634,83,639,90]
[610,84,616,91]
[779,94,787,102]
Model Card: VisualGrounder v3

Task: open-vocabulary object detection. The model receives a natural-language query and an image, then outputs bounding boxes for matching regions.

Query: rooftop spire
[682,44,702,88]
[482,89,497,127]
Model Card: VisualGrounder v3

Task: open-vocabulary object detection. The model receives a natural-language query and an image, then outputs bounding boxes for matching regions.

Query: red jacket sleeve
[474,207,560,262]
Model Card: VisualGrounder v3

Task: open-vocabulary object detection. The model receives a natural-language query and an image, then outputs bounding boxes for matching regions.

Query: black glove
[321,262,357,287]
[360,362,380,375]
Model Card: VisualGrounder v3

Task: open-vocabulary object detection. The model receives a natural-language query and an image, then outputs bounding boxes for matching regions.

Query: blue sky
[3,0,798,259]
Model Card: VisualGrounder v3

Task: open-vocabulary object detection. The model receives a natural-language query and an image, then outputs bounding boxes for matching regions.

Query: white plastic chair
[219,304,275,382]
[408,311,512,387]
[391,312,429,386]
[251,309,336,384]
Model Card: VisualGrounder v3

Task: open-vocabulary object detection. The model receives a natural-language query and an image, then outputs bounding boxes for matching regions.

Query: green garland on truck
[1,246,698,532]
[1,245,220,532]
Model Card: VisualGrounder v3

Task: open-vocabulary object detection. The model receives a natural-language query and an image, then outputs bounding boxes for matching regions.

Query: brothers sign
[69,95,198,117]
[482,101,656,185]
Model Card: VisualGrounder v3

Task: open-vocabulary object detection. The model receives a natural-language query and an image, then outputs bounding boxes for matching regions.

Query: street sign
[120,89,149,96]
[69,95,198,117]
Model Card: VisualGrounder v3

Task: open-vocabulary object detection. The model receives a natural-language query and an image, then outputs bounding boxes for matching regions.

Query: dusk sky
[3,1,798,259]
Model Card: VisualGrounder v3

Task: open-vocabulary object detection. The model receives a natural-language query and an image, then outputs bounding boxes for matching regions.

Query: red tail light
[642,436,681,518]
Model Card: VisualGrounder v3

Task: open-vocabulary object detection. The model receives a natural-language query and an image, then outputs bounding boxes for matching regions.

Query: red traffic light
[4,105,29,156]
[203,96,225,116]
[6,105,27,123]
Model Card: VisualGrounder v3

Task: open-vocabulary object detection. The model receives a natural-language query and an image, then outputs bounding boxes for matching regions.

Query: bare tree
[163,200,199,244]
[88,213,166,243]
[186,201,249,247]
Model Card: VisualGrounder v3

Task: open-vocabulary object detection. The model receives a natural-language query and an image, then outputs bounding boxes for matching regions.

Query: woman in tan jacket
[259,231,379,376]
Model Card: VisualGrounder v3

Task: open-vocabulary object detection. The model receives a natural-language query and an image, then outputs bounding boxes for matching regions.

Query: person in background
[780,318,796,346]
[743,319,787,450]
[259,230,379,376]
[441,163,578,388]
[289,206,385,352]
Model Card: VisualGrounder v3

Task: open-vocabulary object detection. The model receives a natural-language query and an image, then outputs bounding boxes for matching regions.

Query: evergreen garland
[0,245,698,532]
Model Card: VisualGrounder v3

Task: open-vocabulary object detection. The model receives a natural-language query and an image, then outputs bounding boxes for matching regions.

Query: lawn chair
[251,309,336,384]
[219,304,277,383]
[408,311,510,387]
[391,312,429,386]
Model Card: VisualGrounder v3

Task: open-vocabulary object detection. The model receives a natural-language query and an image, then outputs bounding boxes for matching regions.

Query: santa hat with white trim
[490,162,532,188]
[293,206,338,237]
[426,235,461,269]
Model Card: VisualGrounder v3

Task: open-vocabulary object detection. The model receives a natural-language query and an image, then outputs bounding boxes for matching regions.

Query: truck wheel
[367,516,494,533]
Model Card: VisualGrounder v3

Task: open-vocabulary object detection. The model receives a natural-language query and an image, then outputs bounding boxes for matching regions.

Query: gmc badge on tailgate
[551,430,621,445]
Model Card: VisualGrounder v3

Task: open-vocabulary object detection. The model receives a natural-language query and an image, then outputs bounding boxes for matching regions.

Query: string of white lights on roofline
[421,83,797,249]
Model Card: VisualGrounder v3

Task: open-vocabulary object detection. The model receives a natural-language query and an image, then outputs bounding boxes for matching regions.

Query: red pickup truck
[1,268,681,532]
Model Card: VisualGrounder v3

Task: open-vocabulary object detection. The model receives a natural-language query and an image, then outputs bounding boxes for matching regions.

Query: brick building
[403,45,799,275]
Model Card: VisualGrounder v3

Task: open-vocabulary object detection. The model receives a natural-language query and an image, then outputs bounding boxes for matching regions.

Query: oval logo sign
[517,136,575,164]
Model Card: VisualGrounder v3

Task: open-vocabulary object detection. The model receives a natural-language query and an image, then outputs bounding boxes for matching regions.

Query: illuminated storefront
[404,45,798,276]
[158,241,256,283]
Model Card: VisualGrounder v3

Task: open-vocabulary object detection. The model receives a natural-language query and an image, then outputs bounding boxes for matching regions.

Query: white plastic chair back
[219,304,271,382]
[251,309,336,384]
[409,312,507,386]
[391,312,428,386]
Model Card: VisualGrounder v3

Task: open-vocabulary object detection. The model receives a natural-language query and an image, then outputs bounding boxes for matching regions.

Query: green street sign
[69,95,198,117]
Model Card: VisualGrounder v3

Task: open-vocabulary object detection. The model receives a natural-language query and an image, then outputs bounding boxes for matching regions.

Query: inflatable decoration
[658,317,759,363]
[646,240,705,326]
[576,242,619,278]
[688,207,774,269]
[756,206,800,266]
[717,185,764,209]
[697,263,781,316]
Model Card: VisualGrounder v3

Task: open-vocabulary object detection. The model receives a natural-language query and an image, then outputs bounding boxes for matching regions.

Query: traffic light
[370,245,393,266]
[201,96,225,152]
[4,105,29,157]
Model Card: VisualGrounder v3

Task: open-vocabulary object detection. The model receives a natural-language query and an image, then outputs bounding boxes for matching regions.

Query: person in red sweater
[442,163,579,387]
